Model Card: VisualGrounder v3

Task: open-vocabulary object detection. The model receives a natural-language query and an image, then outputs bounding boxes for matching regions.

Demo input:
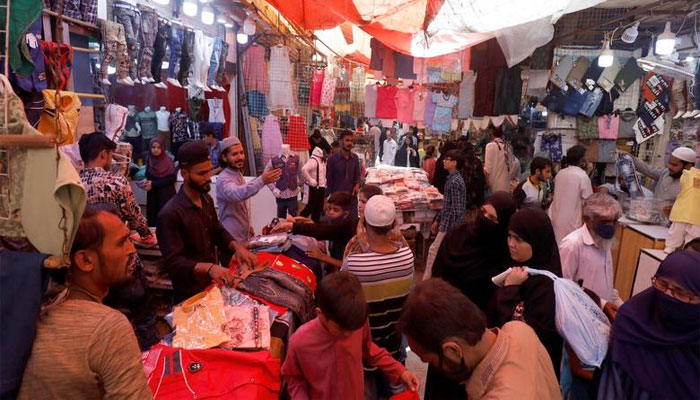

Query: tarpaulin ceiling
[264,0,606,65]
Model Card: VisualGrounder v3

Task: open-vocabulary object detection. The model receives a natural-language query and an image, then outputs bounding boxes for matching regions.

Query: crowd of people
[14,124,700,400]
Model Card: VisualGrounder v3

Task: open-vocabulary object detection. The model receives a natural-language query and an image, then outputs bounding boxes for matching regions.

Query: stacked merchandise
[365,166,444,210]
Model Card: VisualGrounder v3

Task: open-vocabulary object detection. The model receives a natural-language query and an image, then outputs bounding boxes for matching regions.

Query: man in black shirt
[156,141,257,302]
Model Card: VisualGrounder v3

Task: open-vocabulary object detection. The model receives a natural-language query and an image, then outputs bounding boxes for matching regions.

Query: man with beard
[560,193,624,320]
[627,146,697,203]
[398,279,562,400]
[18,205,153,399]
[326,130,362,218]
[513,156,552,210]
[157,141,258,302]
[216,136,281,241]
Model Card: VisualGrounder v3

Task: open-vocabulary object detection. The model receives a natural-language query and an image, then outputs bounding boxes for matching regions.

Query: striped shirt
[343,246,415,361]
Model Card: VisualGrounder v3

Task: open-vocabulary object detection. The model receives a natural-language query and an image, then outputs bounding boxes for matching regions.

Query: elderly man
[560,193,624,319]
[628,146,697,203]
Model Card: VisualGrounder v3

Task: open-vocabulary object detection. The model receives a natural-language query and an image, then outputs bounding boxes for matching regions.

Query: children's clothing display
[364,84,377,118]
[268,46,295,110]
[395,88,414,124]
[458,71,476,119]
[284,115,309,151]
[311,70,324,107]
[597,114,619,139]
[376,85,398,119]
[244,44,269,93]
[431,92,458,132]
[261,116,283,166]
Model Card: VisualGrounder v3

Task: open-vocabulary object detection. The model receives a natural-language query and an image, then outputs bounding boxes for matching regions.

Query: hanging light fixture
[598,38,614,68]
[237,33,249,44]
[655,22,676,55]
[621,21,639,43]
[201,6,215,25]
[182,0,197,17]
[243,17,256,35]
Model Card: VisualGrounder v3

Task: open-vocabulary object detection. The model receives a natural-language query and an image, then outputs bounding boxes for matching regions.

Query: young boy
[282,272,419,400]
[272,192,355,267]
[513,156,553,210]
[425,149,466,278]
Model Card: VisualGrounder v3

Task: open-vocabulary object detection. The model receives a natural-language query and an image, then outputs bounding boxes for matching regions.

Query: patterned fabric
[50,0,97,24]
[262,116,283,166]
[137,7,157,80]
[113,5,141,80]
[598,115,619,139]
[79,167,149,236]
[350,67,366,102]
[577,116,599,140]
[284,115,309,151]
[540,134,563,162]
[247,90,269,118]
[440,171,466,232]
[431,93,458,133]
[169,111,189,144]
[167,27,183,79]
[100,20,128,80]
[320,74,336,108]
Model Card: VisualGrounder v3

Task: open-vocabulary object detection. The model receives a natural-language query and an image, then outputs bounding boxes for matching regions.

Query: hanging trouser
[151,21,170,83]
[215,42,229,87]
[167,26,183,79]
[100,20,128,81]
[113,2,141,80]
[207,37,222,87]
[138,6,158,81]
[192,31,213,88]
[178,30,195,86]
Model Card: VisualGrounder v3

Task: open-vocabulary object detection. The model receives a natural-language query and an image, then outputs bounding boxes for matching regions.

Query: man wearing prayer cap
[216,136,281,242]
[156,141,259,302]
[623,146,697,204]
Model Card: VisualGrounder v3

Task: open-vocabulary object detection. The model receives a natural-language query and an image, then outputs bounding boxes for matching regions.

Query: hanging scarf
[610,250,700,400]
[147,137,176,178]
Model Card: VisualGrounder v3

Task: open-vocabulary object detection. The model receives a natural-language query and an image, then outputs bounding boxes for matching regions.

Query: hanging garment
[396,88,415,124]
[6,0,42,76]
[237,267,315,323]
[423,90,438,127]
[169,111,189,145]
[268,46,295,110]
[284,115,309,151]
[376,85,398,119]
[458,71,477,119]
[105,104,129,142]
[493,67,522,115]
[394,52,416,79]
[412,87,427,124]
[112,1,141,80]
[320,73,336,108]
[37,90,80,144]
[244,44,268,92]
[167,27,183,80]
[550,56,575,89]
[350,67,366,102]
[155,109,170,131]
[136,110,158,140]
[151,20,170,84]
[616,109,637,139]
[598,115,619,139]
[597,58,623,93]
[207,37,223,87]
[614,57,645,93]
[137,6,157,80]
[99,20,128,81]
[193,33,214,88]
[207,98,225,123]
[473,69,498,117]
[247,90,269,118]
[432,93,458,133]
[143,344,280,400]
[577,116,600,140]
[365,84,377,118]
[261,116,283,166]
[579,88,604,118]
[310,70,324,107]
[40,41,73,91]
[565,56,591,90]
[540,134,563,162]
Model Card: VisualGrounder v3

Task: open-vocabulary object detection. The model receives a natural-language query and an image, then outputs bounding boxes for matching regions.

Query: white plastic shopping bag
[492,267,611,367]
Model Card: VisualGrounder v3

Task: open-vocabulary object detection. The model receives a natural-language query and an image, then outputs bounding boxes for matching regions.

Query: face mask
[656,293,700,327]
[593,222,616,239]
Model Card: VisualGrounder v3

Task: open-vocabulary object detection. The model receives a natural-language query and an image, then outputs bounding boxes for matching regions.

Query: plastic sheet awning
[264,0,606,65]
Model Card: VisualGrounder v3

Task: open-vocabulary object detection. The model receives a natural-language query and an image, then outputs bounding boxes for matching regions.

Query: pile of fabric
[365,166,444,210]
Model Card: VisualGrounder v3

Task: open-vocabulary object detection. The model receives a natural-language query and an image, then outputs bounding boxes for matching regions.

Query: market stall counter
[612,217,668,301]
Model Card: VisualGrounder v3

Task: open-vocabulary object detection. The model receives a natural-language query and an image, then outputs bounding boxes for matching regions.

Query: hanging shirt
[431,93,458,133]
[284,115,310,151]
[548,166,593,244]
[261,115,283,166]
[268,45,295,110]
[395,88,414,124]
[412,88,427,124]
[423,91,438,127]
[458,71,476,119]
[364,85,377,118]
[207,98,225,123]
[243,44,268,93]
[321,73,337,108]
[155,109,170,131]
[311,70,325,107]
[216,167,266,242]
[169,111,189,144]
[375,86,398,119]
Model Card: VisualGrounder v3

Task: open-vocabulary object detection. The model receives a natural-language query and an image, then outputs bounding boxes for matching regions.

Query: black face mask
[477,213,500,237]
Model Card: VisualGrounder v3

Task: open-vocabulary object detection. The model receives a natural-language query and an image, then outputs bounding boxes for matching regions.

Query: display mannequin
[136,107,158,161]
[267,144,301,218]
[156,106,171,150]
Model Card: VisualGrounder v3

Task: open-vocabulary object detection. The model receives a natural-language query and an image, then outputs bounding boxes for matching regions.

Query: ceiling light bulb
[598,40,614,68]
[182,0,197,17]
[161,61,169,69]
[237,33,248,45]
[685,56,695,62]
[201,7,214,25]
[655,22,676,56]
[243,17,256,35]
[621,21,639,44]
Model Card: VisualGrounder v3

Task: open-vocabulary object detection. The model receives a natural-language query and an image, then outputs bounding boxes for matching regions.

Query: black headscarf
[608,250,700,400]
[432,192,516,311]
[308,129,331,155]
[506,207,562,276]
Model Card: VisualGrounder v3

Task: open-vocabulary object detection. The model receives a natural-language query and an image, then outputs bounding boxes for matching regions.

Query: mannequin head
[280,144,291,157]
[159,106,166,111]
[144,106,151,113]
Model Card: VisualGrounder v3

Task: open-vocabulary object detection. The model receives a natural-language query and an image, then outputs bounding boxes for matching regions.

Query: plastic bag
[493,267,611,367]
[526,268,610,367]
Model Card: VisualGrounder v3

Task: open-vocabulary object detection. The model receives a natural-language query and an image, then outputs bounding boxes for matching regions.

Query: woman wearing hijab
[597,250,700,400]
[308,128,331,156]
[145,137,176,226]
[424,192,516,400]
[489,207,563,376]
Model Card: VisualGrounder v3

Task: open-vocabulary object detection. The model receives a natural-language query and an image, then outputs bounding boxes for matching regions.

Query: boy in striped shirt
[342,195,415,399]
